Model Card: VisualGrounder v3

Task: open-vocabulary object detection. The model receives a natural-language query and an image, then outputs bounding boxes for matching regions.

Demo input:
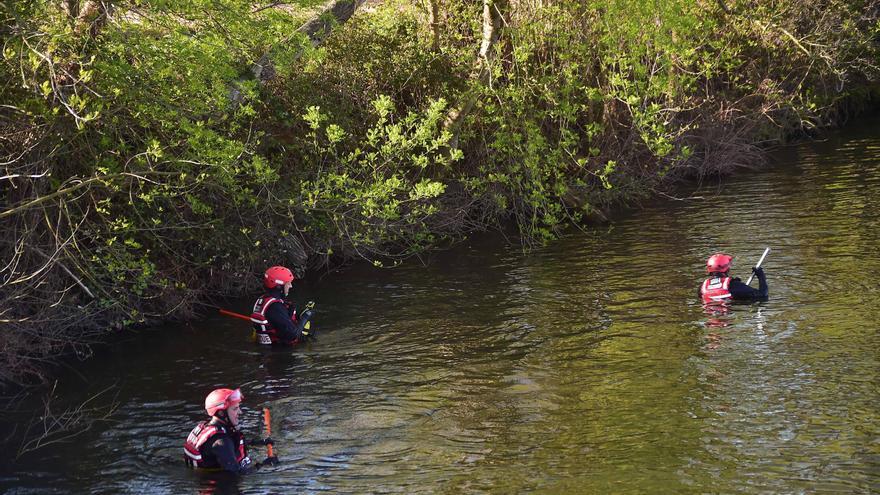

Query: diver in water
[183,388,277,473]
[699,253,768,303]
[250,266,315,346]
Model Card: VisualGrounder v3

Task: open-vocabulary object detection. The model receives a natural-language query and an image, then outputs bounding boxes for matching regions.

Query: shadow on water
[2,113,880,493]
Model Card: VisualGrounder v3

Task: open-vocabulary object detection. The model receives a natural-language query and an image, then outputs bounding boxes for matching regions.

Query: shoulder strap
[194,424,226,449]
[251,296,283,325]
[258,297,282,315]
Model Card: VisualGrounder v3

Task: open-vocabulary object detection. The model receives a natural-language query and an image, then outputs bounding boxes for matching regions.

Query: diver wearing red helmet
[699,253,768,303]
[183,388,277,473]
[250,266,315,345]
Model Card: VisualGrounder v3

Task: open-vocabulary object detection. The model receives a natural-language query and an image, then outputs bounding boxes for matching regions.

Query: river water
[2,115,879,494]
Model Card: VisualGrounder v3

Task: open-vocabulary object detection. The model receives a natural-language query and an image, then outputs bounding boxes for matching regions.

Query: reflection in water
[196,475,241,495]
[702,302,732,350]
[702,301,732,325]
[1,116,879,494]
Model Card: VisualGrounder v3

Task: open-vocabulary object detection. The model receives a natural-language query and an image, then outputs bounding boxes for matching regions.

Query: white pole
[746,247,771,285]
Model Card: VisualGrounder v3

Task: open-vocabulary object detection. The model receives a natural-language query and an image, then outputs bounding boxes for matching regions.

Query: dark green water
[2,116,879,494]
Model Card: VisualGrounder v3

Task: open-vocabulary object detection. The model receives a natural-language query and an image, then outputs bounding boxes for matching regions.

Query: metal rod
[746,247,770,285]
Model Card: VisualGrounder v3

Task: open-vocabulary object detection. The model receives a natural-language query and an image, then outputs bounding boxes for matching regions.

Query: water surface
[2,116,879,494]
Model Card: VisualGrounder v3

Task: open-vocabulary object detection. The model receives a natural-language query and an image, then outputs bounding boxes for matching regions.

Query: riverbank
[1,0,878,387]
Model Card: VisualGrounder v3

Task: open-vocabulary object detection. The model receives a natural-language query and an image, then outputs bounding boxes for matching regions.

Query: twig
[15,382,119,460]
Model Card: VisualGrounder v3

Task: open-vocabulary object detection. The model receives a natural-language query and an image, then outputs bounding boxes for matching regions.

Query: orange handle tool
[263,407,274,458]
[219,309,252,322]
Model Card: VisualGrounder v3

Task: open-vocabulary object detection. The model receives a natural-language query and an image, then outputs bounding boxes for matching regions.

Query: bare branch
[16,382,119,460]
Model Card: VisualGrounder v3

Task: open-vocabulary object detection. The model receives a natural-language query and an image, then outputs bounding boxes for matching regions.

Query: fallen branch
[16,382,119,461]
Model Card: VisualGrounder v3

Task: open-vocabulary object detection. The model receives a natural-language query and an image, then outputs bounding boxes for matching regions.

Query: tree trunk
[444,0,509,148]
[427,0,441,53]
[62,0,80,19]
[252,0,368,82]
[75,0,109,37]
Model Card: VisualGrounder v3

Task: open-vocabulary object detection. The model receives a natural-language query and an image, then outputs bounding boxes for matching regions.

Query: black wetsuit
[262,287,303,344]
[207,432,253,474]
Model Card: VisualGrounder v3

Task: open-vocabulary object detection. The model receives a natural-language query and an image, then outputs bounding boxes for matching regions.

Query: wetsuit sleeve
[265,301,300,344]
[728,269,768,300]
[209,436,253,474]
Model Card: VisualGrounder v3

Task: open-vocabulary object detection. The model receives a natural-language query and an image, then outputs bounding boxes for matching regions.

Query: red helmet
[264,266,294,288]
[205,388,242,416]
[706,253,733,274]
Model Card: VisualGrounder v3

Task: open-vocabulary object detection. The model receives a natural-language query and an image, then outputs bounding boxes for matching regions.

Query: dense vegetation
[1,0,878,387]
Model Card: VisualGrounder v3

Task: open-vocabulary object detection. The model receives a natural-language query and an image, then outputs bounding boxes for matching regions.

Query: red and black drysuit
[251,287,312,345]
[699,267,768,303]
[183,419,254,474]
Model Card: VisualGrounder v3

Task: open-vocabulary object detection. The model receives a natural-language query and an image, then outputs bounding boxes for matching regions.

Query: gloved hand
[304,300,316,311]
[300,308,314,338]
[255,455,280,468]
[260,437,274,447]
[239,456,253,470]
[751,267,765,276]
